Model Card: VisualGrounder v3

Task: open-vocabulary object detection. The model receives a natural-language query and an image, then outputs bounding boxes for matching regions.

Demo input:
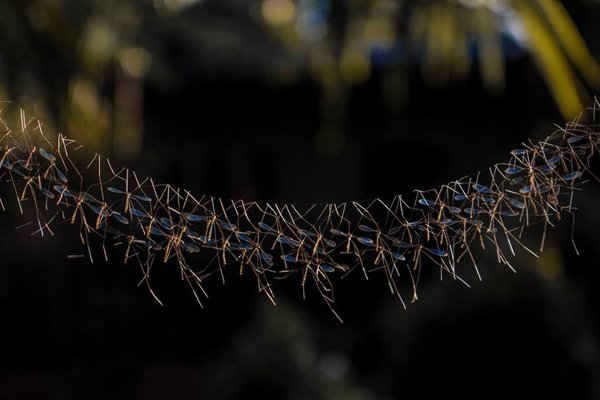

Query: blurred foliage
[0,0,598,158]
[261,0,600,121]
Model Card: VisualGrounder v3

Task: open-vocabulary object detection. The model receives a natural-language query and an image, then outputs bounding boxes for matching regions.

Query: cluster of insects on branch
[1,101,599,321]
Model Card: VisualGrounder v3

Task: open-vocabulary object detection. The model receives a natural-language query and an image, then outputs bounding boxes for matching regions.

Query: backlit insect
[37,147,68,184]
[106,170,152,213]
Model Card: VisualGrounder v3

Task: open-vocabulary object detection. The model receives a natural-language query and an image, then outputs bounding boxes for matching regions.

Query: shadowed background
[1,1,600,399]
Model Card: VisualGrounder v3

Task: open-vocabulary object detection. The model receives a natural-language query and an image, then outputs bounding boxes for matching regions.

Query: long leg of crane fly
[351,201,379,227]
[233,234,276,304]
[313,264,336,298]
[22,179,47,238]
[583,131,600,165]
[225,198,241,224]
[69,191,99,229]
[90,154,104,201]
[104,164,131,201]
[318,291,343,324]
[214,228,238,270]
[216,198,240,242]
[382,254,408,309]
[366,246,404,301]
[257,273,277,306]
[18,109,32,145]
[273,205,304,252]
[34,175,55,212]
[348,234,369,280]
[31,119,54,149]
[291,204,334,249]
[0,145,16,170]
[374,198,397,229]
[194,196,229,283]
[318,203,337,229]
[455,223,483,280]
[18,164,38,202]
[121,231,155,265]
[330,202,348,227]
[407,246,425,302]
[233,200,255,242]
[238,199,259,231]
[144,189,170,245]
[118,234,136,264]
[222,200,250,247]
[29,213,57,238]
[21,144,38,172]
[36,147,65,184]
[283,204,312,247]
[180,190,201,221]
[485,229,517,273]
[196,196,215,243]
[361,198,390,233]
[180,189,206,220]
[295,202,319,221]
[388,196,418,245]
[85,153,104,196]
[318,202,335,228]
[163,186,180,228]
[299,260,314,301]
[5,164,26,215]
[313,268,342,313]
[146,180,167,223]
[278,203,301,226]
[295,253,319,284]
[123,169,134,213]
[537,141,565,176]
[172,251,206,308]
[76,211,97,264]
[160,226,180,264]
[437,224,458,278]
[278,203,303,235]
[56,134,83,187]
[384,229,411,280]
[134,254,164,306]
[103,157,127,190]
[166,185,181,212]
[400,250,421,304]
[487,210,539,261]
[173,246,189,282]
[377,196,402,226]
[421,248,472,288]
[0,117,12,141]
[565,135,600,183]
[255,203,280,239]
[536,192,561,253]
[240,248,276,292]
[289,205,342,286]
[413,190,439,242]
[492,209,521,258]
[83,154,113,229]
[107,169,152,213]
[365,196,389,218]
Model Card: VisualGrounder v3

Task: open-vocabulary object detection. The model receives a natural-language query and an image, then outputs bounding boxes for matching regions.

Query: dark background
[1,1,600,399]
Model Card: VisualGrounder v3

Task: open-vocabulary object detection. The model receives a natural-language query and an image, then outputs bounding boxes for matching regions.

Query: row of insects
[0,110,598,314]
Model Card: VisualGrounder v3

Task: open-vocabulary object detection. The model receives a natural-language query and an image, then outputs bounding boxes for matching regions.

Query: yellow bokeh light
[536,247,563,281]
[118,47,152,79]
[262,0,296,26]
[70,78,100,118]
[340,50,371,85]
[80,17,117,68]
